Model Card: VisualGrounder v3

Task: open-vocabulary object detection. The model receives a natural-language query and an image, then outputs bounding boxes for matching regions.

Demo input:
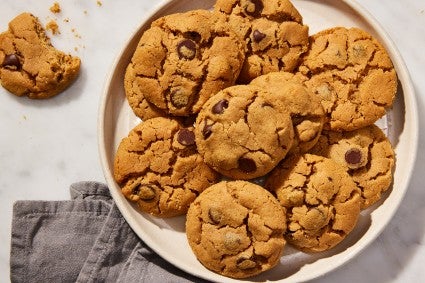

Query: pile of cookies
[113,0,397,279]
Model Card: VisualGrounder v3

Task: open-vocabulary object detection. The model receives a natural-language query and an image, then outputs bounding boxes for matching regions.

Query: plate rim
[97,0,419,282]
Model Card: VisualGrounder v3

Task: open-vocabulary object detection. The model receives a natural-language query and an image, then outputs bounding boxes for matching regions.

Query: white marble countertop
[0,0,424,282]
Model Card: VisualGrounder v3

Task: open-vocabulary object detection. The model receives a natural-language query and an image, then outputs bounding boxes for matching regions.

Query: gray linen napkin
[10,181,210,283]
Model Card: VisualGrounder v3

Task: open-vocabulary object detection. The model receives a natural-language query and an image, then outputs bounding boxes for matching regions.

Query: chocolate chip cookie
[298,27,398,131]
[114,117,219,217]
[186,180,286,279]
[250,71,325,154]
[215,0,309,83]
[125,9,245,116]
[265,154,361,252]
[0,13,80,99]
[194,84,294,180]
[309,124,395,209]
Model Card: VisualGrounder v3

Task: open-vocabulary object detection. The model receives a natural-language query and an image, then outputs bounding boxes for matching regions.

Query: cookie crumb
[97,1,102,7]
[63,18,70,23]
[71,28,82,39]
[50,2,61,13]
[46,20,60,35]
[84,10,88,15]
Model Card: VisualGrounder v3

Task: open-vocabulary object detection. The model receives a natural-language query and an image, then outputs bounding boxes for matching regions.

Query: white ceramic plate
[98,0,419,282]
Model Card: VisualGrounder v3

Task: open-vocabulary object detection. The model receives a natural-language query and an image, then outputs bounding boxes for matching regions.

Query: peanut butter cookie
[309,125,395,209]
[125,9,245,116]
[215,0,309,83]
[186,180,286,279]
[114,117,219,217]
[298,27,397,131]
[194,84,294,180]
[265,154,361,252]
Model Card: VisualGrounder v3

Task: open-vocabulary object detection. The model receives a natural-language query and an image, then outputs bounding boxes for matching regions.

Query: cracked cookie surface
[265,154,361,252]
[113,117,219,217]
[186,180,286,279]
[125,9,245,117]
[309,124,395,209]
[0,13,80,99]
[194,84,294,180]
[214,0,309,83]
[250,71,325,154]
[298,27,397,131]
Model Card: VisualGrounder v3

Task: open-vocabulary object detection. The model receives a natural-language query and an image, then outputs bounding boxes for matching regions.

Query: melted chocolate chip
[177,39,196,60]
[170,88,189,109]
[177,128,195,146]
[345,148,362,165]
[208,207,222,224]
[212,99,228,114]
[253,30,266,43]
[2,54,21,69]
[238,157,257,173]
[244,0,264,17]
[202,121,213,139]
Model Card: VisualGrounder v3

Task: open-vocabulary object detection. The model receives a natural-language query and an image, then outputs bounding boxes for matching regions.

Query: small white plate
[98,0,418,282]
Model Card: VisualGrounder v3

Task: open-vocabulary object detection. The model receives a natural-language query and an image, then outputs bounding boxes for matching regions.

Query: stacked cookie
[113,0,397,279]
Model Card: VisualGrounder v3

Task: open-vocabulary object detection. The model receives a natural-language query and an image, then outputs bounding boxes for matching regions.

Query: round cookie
[186,180,286,279]
[114,117,219,217]
[250,71,325,154]
[214,0,309,83]
[125,9,245,116]
[298,27,398,131]
[265,154,361,252]
[309,124,395,209]
[0,13,80,99]
[194,84,294,180]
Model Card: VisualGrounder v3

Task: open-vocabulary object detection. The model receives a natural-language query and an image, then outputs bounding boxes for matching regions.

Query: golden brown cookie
[250,71,325,154]
[114,117,219,217]
[186,180,286,279]
[265,154,361,252]
[309,124,395,209]
[298,27,397,131]
[215,0,309,83]
[0,13,80,99]
[194,84,294,180]
[125,9,245,117]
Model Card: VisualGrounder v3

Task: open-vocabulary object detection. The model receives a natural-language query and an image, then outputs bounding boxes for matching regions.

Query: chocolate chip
[208,207,223,224]
[223,232,241,250]
[292,114,304,126]
[177,39,196,60]
[238,157,257,173]
[177,128,195,146]
[345,148,362,165]
[2,54,21,69]
[133,184,156,201]
[253,30,266,43]
[244,0,264,17]
[170,88,189,109]
[202,121,213,139]
[212,99,228,114]
[181,115,196,127]
[184,31,201,42]
[236,257,257,270]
